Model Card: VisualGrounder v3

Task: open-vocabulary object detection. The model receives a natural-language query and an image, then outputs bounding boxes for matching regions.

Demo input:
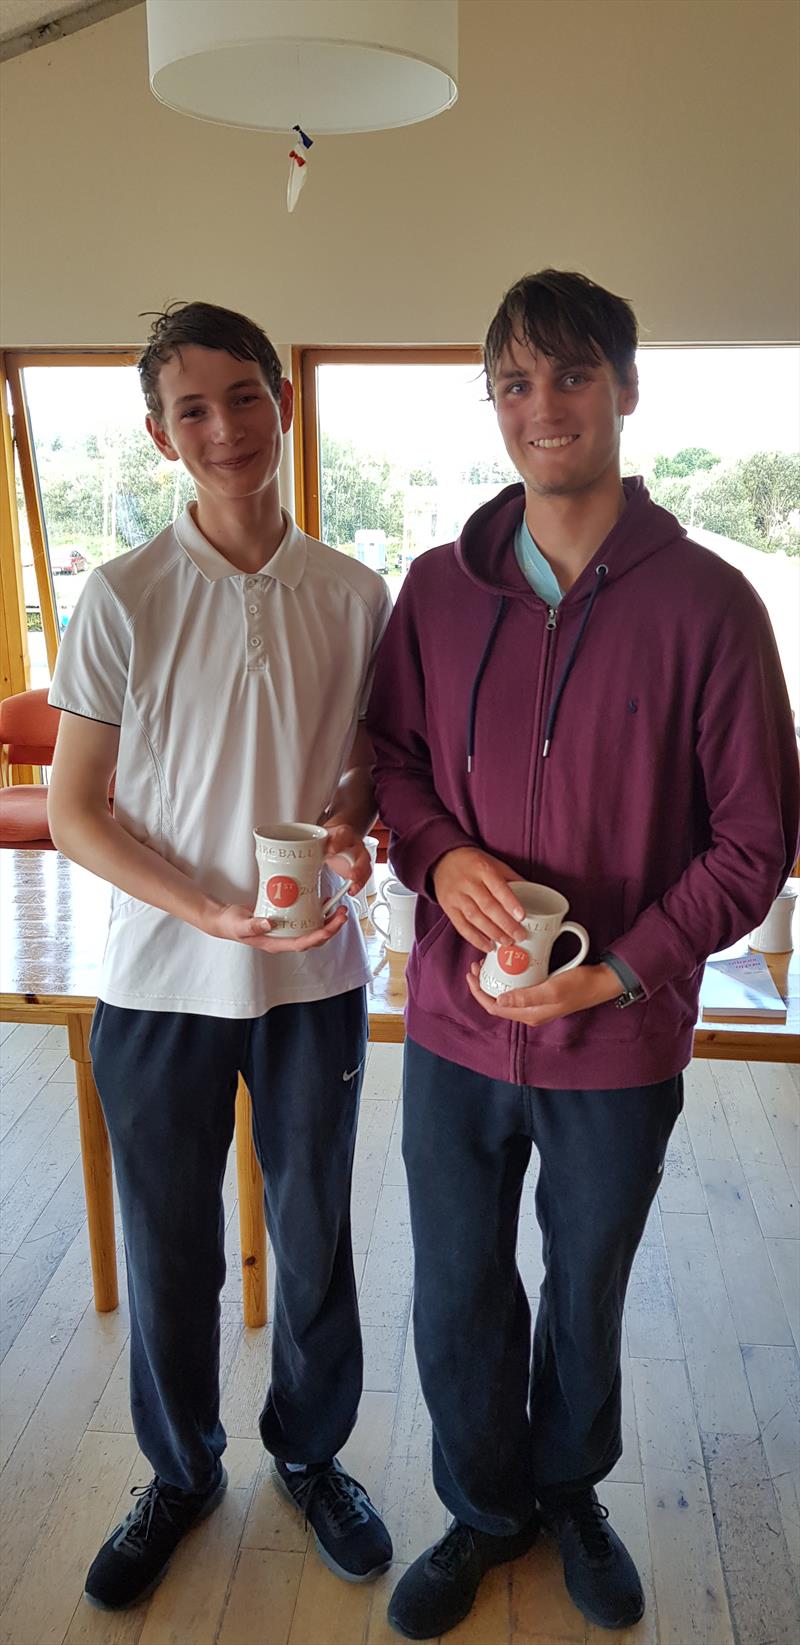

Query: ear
[146,413,180,463]
[618,363,639,418]
[278,377,294,434]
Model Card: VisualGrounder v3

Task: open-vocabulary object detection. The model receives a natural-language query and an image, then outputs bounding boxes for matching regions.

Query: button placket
[243,574,266,669]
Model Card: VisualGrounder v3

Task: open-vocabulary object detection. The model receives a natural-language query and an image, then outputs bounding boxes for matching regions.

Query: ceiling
[0,0,140,52]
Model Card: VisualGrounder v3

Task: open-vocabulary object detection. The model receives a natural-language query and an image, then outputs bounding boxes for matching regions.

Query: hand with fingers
[210,902,350,953]
[466,958,623,1025]
[323,823,372,897]
[431,847,526,951]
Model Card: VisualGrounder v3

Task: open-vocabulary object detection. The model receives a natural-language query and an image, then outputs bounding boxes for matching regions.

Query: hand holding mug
[467,956,624,1026]
[210,900,348,953]
[432,847,526,949]
[323,823,371,898]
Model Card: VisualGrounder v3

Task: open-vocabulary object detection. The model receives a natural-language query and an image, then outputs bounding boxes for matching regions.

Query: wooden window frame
[291,346,483,539]
[2,350,138,688]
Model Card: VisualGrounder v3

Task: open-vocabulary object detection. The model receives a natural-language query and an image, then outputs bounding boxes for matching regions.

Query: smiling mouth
[530,435,579,449]
[213,453,257,469]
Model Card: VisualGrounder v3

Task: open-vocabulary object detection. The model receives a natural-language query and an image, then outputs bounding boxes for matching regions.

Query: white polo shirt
[49,505,393,1018]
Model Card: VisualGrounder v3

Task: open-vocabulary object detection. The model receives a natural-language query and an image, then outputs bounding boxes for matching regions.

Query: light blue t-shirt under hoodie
[514,516,563,606]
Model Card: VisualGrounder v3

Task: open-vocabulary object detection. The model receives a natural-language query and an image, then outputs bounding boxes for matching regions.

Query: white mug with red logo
[479,880,590,998]
[253,824,353,935]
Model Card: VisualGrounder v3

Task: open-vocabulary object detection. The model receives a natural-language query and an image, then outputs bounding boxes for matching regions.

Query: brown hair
[484,270,638,396]
[138,301,283,420]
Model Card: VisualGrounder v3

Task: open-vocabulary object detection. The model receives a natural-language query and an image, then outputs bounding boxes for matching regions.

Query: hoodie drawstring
[542,563,608,757]
[466,596,507,773]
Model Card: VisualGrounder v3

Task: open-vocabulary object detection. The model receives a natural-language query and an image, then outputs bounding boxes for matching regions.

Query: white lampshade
[146,0,458,135]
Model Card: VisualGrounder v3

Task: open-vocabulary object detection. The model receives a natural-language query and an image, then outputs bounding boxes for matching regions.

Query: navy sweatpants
[402,1037,683,1536]
[90,989,367,1492]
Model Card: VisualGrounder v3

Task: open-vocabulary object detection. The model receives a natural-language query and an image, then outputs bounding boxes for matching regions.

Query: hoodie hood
[455,476,687,603]
[456,477,692,764]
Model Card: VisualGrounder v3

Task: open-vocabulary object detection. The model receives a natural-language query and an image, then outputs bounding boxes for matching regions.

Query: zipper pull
[546,606,558,631]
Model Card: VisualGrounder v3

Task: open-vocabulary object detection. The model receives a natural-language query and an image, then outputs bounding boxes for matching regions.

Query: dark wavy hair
[484,269,638,396]
[138,301,283,420]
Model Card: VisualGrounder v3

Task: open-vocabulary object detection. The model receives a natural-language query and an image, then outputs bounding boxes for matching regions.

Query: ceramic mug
[354,834,380,920]
[479,880,590,998]
[748,886,797,954]
[253,824,353,935]
[371,877,417,953]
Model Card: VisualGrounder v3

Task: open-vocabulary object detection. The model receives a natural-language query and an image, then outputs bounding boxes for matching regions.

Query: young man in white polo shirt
[47,302,394,1609]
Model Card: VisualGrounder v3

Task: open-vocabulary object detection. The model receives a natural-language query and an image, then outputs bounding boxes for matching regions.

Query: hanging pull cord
[466,596,508,773]
[542,564,609,758]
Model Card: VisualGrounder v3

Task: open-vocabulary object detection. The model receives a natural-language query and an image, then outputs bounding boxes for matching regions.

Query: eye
[234,393,259,405]
[180,407,205,420]
[562,372,587,389]
[504,381,527,396]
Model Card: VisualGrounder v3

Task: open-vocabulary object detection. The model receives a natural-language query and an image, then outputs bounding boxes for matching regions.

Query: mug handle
[321,849,356,918]
[371,897,391,941]
[550,921,590,976]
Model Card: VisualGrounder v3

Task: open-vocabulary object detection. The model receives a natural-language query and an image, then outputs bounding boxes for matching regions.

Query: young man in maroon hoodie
[367,270,799,1639]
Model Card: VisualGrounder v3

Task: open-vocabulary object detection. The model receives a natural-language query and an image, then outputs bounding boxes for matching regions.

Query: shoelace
[429,1522,475,1577]
[290,1468,370,1533]
[115,1480,176,1553]
[566,1496,613,1562]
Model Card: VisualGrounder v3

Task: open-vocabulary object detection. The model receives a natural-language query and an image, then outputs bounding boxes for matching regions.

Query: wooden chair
[0,688,60,847]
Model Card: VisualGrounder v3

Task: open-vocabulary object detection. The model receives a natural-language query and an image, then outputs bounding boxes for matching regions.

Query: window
[7,357,194,684]
[300,346,800,718]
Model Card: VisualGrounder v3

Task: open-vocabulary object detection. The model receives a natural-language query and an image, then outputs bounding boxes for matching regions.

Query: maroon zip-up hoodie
[367,479,799,1089]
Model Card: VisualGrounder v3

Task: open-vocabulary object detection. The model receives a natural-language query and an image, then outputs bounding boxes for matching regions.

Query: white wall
[1,0,798,348]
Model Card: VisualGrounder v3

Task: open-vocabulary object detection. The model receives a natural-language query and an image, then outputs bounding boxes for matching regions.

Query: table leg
[235,1077,267,1328]
[66,1012,118,1313]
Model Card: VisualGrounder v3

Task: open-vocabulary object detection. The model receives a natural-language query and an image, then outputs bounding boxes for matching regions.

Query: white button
[245,577,256,588]
[248,604,259,614]
[250,636,262,648]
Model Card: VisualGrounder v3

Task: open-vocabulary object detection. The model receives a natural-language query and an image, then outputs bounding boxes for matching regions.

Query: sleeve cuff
[601,949,644,996]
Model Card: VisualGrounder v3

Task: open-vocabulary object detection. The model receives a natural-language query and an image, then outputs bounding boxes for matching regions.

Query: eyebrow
[495,357,595,382]
[172,377,264,407]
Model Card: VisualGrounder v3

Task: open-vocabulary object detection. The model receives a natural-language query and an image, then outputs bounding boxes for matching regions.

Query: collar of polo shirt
[173,504,308,589]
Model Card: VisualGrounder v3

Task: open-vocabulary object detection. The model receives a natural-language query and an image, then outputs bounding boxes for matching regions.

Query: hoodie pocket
[544,873,645,1044]
[406,911,511,1046]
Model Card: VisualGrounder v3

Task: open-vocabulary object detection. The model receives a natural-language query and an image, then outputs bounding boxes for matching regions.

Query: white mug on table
[354,834,380,919]
[749,885,797,954]
[371,876,417,953]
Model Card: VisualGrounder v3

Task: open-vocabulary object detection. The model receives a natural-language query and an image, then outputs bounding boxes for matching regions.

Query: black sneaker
[84,1462,228,1610]
[542,1488,644,1629]
[388,1515,539,1639]
[273,1456,393,1582]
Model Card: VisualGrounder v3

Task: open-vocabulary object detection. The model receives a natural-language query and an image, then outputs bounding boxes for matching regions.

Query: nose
[209,405,242,444]
[530,381,564,424]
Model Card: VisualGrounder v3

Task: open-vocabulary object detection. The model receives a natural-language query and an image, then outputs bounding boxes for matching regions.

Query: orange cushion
[0,786,54,846]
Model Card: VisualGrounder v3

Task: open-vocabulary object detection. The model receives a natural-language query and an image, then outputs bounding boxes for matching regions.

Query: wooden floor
[0,1024,798,1645]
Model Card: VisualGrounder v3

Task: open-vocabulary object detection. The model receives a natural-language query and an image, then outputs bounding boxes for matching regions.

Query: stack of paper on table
[701,950,787,1023]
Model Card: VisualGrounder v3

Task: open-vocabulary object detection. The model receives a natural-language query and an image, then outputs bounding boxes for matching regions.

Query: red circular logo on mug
[497,944,530,976]
[267,875,299,908]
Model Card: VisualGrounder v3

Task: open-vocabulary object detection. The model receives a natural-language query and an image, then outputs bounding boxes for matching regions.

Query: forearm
[324,763,378,838]
[374,767,478,897]
[49,801,223,933]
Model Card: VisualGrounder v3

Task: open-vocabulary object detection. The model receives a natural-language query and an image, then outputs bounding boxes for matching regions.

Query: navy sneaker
[388,1515,539,1638]
[273,1456,392,1582]
[84,1461,227,1609]
[542,1488,644,1629]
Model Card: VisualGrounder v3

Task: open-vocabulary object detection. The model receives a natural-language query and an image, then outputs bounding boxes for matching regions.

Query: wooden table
[2,850,797,1330]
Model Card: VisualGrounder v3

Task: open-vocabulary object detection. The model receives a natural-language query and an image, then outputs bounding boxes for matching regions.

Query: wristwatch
[601,951,646,1010]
